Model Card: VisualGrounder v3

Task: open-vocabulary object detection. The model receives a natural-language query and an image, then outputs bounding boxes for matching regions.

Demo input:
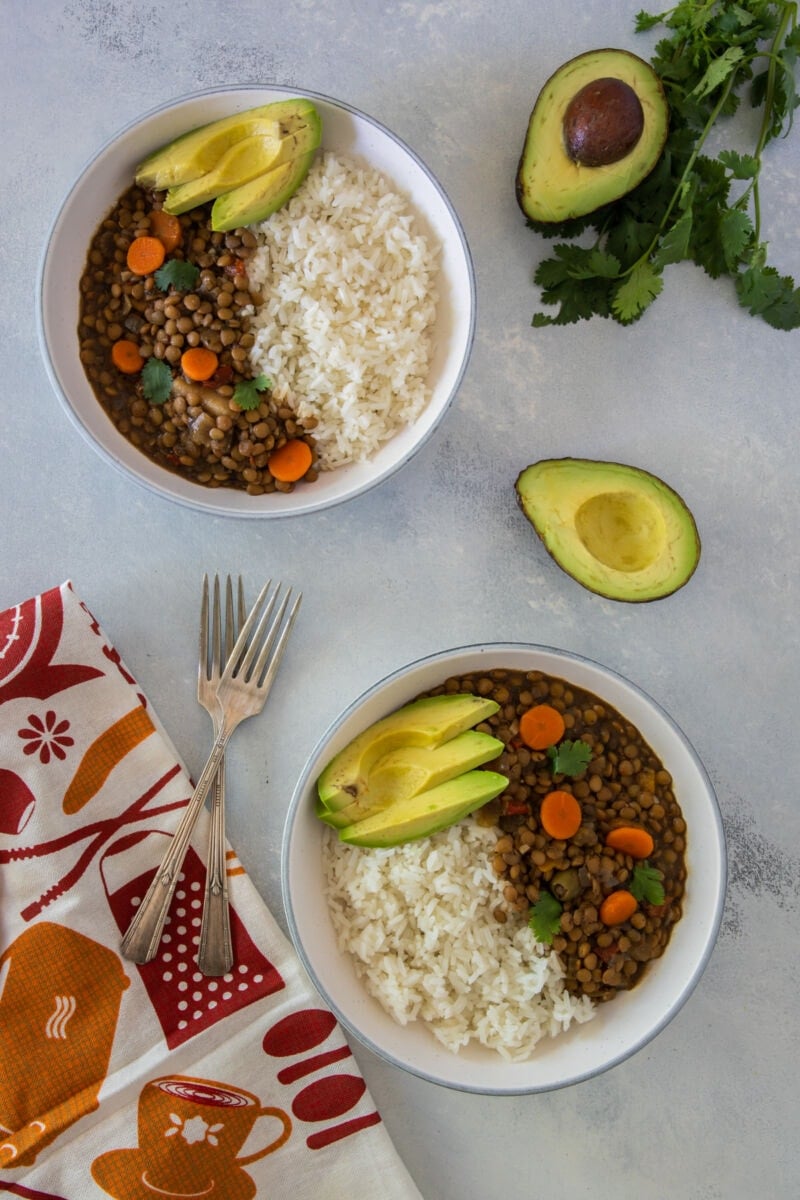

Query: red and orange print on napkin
[0,582,422,1200]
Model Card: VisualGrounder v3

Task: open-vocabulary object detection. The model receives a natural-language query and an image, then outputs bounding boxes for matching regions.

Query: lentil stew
[418,666,688,1004]
[78,184,318,494]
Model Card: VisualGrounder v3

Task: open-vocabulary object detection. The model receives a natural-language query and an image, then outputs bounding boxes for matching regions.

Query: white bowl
[37,86,476,518]
[282,643,726,1094]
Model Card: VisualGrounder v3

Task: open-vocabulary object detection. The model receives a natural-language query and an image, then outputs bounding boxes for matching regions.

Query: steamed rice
[323,820,595,1060]
[247,151,440,469]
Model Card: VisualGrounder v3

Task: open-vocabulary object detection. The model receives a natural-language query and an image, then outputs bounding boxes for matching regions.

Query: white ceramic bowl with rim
[37,85,476,518]
[282,643,726,1095]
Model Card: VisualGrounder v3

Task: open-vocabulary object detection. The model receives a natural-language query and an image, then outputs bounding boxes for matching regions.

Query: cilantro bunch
[530,1,800,328]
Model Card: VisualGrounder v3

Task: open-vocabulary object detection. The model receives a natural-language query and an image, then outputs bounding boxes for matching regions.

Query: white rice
[247,150,440,469]
[323,820,595,1060]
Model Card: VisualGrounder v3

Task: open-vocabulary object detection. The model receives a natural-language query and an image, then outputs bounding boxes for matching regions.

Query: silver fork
[120,578,302,966]
[197,574,245,977]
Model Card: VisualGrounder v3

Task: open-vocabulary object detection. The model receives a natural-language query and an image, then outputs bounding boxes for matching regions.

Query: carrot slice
[519,703,565,750]
[599,890,638,926]
[111,339,144,374]
[180,347,219,382]
[267,439,313,482]
[539,789,582,839]
[126,235,166,275]
[605,826,655,859]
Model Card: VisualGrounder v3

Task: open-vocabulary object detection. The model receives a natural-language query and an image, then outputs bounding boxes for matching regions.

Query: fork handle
[120,730,232,964]
[197,761,234,976]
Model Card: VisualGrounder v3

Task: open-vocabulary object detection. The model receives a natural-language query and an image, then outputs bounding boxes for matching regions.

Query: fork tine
[236,588,281,681]
[211,574,223,679]
[199,574,210,679]
[221,579,272,681]
[224,575,235,660]
[253,590,302,690]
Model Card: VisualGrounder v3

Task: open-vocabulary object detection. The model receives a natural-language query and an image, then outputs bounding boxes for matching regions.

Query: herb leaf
[155,258,201,293]
[528,891,563,944]
[141,356,173,405]
[530,1,800,329]
[233,373,272,412]
[546,739,592,777]
[630,862,666,906]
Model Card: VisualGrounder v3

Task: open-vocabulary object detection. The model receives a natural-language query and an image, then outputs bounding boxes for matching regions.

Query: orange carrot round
[180,347,219,382]
[519,703,566,750]
[149,208,183,252]
[126,235,166,275]
[605,826,655,859]
[267,439,313,482]
[539,789,582,839]
[111,339,144,374]
[599,890,638,926]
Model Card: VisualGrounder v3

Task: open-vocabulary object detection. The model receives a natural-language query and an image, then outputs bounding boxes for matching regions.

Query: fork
[120,578,302,966]
[197,574,245,977]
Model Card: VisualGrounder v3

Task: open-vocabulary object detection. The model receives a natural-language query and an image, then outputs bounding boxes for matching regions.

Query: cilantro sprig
[546,738,592,777]
[155,258,200,293]
[141,356,173,405]
[530,1,800,328]
[233,373,272,411]
[528,890,563,944]
[630,861,666,906]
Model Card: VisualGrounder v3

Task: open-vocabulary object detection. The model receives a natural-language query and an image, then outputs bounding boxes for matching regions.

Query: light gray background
[3,2,799,1197]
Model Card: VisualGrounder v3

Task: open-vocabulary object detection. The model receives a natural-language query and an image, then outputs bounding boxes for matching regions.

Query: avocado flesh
[135,99,319,190]
[516,49,669,222]
[317,693,500,813]
[210,150,315,231]
[163,120,321,215]
[317,730,504,829]
[338,771,509,848]
[515,458,700,602]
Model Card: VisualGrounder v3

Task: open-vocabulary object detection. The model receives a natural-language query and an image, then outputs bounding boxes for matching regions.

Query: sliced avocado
[317,693,500,813]
[515,458,700,602]
[338,770,509,848]
[210,150,315,231]
[317,730,504,829]
[163,118,322,215]
[516,49,669,223]
[135,98,319,190]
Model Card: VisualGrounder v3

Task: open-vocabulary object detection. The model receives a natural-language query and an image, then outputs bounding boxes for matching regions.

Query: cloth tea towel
[0,581,423,1200]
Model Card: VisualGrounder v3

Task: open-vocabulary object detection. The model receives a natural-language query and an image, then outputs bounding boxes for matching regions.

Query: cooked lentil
[417,667,687,1004]
[78,184,318,494]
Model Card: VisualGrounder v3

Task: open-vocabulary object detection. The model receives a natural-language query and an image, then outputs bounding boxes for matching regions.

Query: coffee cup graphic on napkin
[91,1076,291,1200]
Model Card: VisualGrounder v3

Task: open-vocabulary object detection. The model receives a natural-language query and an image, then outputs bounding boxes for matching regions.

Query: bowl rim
[35,83,477,519]
[281,641,728,1094]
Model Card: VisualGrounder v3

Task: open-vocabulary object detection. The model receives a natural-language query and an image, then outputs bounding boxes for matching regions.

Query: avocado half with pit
[515,458,700,602]
[516,48,669,223]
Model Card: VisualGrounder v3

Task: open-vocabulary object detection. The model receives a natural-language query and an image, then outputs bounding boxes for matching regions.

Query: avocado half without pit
[515,458,701,602]
[516,48,669,223]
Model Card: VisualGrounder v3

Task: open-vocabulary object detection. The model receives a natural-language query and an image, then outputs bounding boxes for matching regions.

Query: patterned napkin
[0,582,423,1200]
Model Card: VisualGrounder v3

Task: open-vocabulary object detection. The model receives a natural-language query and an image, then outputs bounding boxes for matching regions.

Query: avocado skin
[210,150,316,231]
[516,48,669,223]
[515,458,700,603]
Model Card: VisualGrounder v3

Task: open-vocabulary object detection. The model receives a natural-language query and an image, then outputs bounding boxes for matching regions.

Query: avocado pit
[563,77,645,167]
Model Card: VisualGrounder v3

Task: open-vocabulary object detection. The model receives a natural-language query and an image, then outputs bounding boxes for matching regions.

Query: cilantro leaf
[718,149,759,179]
[141,356,173,405]
[630,862,666,906]
[155,258,201,293]
[612,260,664,323]
[546,739,592,777]
[233,373,272,411]
[528,891,562,945]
